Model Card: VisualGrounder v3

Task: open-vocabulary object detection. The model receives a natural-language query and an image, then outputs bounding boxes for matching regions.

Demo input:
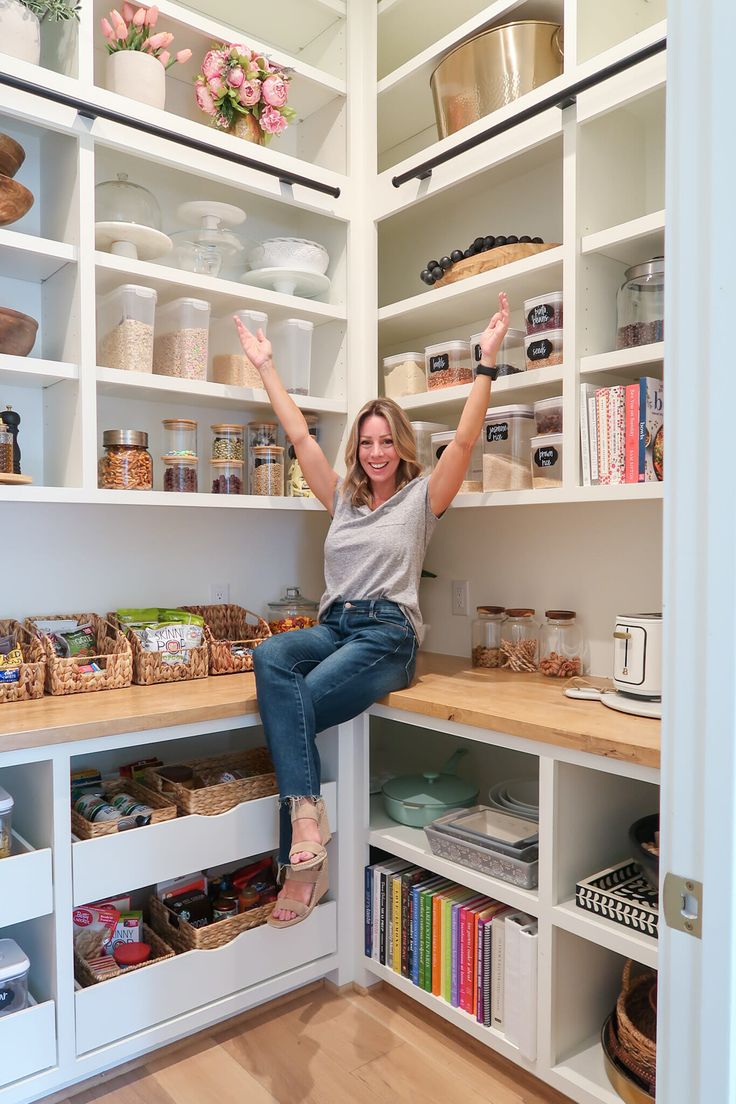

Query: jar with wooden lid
[247,421,278,491]
[162,418,197,457]
[211,423,244,461]
[539,610,584,678]
[98,429,153,490]
[211,458,243,494]
[162,455,198,493]
[0,424,12,474]
[251,445,284,496]
[500,608,539,672]
[471,606,505,669]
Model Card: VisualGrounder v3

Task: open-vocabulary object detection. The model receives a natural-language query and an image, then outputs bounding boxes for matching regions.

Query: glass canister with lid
[210,458,243,494]
[500,608,539,672]
[471,606,505,669]
[211,423,244,461]
[162,418,197,458]
[251,445,284,496]
[286,414,319,497]
[98,429,153,490]
[247,421,279,492]
[539,610,584,678]
[0,785,13,859]
[163,455,198,492]
[267,586,320,634]
[616,256,664,349]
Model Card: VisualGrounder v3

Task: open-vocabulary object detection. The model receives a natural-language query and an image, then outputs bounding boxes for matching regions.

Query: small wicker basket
[71,779,178,841]
[149,891,274,952]
[141,747,277,816]
[614,959,657,1094]
[109,614,209,686]
[181,604,270,675]
[74,923,175,987]
[0,619,45,704]
[26,613,132,696]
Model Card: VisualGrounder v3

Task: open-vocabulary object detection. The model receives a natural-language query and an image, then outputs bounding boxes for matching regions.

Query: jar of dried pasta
[500,609,539,672]
[98,429,153,490]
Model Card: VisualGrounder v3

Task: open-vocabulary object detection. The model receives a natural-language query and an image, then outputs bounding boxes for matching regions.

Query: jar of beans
[500,609,539,672]
[616,257,664,349]
[163,455,198,492]
[211,458,243,495]
[251,445,284,496]
[471,606,505,668]
[98,429,153,490]
[247,421,278,491]
[163,418,197,458]
[539,610,584,678]
[211,423,244,461]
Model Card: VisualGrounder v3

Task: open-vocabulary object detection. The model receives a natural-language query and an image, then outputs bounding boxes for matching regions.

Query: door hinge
[663,873,703,938]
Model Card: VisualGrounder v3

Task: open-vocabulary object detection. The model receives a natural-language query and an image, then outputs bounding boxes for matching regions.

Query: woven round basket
[109,614,209,686]
[74,923,175,987]
[141,747,277,816]
[0,619,45,704]
[149,891,274,952]
[26,613,132,696]
[615,960,657,1092]
[602,1014,655,1102]
[181,604,270,675]
[71,779,178,841]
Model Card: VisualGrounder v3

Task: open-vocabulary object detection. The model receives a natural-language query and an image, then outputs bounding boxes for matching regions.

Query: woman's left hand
[478,291,510,360]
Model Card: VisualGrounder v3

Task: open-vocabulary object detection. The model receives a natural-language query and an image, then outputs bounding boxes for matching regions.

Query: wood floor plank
[352,1042,496,1104]
[71,1069,178,1104]
[146,1037,276,1104]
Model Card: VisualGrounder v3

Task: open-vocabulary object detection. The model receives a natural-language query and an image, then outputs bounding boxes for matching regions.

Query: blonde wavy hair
[342,398,422,507]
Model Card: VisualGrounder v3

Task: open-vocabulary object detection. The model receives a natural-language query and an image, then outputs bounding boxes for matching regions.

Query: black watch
[475,362,499,380]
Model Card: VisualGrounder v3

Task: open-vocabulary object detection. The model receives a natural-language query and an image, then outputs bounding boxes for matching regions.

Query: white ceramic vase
[105,49,166,110]
[0,0,41,65]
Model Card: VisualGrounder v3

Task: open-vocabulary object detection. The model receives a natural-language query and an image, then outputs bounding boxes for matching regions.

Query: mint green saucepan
[381,748,479,827]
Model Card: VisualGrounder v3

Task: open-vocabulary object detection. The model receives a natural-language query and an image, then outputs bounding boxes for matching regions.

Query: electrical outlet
[451,579,469,617]
[210,583,230,604]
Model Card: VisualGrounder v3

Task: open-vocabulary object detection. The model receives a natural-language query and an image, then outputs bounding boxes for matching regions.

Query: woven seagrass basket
[141,747,277,816]
[71,778,178,841]
[181,604,270,675]
[74,923,175,987]
[0,619,45,704]
[149,891,274,952]
[26,613,132,696]
[109,614,208,686]
[614,959,657,1095]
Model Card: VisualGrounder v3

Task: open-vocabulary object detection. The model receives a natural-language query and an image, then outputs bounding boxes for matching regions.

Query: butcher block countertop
[0,653,660,767]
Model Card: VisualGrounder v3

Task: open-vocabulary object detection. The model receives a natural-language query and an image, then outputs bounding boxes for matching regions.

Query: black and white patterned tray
[576,859,659,938]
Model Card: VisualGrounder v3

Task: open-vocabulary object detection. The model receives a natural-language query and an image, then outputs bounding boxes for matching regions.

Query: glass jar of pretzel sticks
[500,609,539,672]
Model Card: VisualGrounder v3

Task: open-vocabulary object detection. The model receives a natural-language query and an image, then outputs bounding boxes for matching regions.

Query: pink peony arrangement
[194,44,296,142]
[100,5,192,69]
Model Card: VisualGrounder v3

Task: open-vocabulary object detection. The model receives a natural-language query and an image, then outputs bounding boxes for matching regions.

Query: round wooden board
[433,242,560,287]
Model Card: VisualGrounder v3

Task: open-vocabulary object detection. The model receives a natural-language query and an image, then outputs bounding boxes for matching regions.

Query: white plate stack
[488,778,539,822]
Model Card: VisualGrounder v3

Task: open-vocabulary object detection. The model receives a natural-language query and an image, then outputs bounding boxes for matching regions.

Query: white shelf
[0,485,326,508]
[377,0,497,78]
[175,0,345,60]
[0,228,76,282]
[450,483,664,508]
[378,247,564,346]
[582,210,665,266]
[95,254,346,326]
[0,355,77,388]
[580,343,664,379]
[96,366,346,415]
[369,797,538,914]
[398,366,565,417]
[552,1036,623,1104]
[552,900,658,970]
[576,23,667,124]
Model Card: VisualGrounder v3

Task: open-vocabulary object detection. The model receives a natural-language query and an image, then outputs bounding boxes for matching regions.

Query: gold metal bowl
[601,1016,655,1103]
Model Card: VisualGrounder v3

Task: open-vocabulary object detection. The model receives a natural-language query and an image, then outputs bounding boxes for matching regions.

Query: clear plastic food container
[162,418,197,457]
[251,445,284,496]
[482,405,534,491]
[162,455,198,493]
[533,396,563,435]
[523,290,563,334]
[524,327,563,370]
[425,340,473,390]
[153,297,210,380]
[0,938,30,1018]
[530,432,563,489]
[383,352,426,399]
[0,785,12,859]
[271,318,313,395]
[97,284,157,373]
[210,309,267,388]
[471,327,525,377]
[411,421,450,473]
[211,423,244,461]
[430,429,482,492]
[210,458,244,494]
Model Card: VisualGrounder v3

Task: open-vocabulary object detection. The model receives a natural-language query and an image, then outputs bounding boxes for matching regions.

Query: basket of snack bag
[180,604,270,675]
[112,609,208,685]
[71,771,178,841]
[26,614,132,696]
[0,619,45,704]
[73,898,175,986]
[141,747,277,816]
[149,857,277,952]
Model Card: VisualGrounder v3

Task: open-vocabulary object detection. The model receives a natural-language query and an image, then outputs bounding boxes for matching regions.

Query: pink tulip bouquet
[195,44,296,142]
[100,5,192,70]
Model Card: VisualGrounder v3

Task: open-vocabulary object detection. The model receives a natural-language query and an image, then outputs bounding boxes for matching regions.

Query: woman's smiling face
[358,414,400,494]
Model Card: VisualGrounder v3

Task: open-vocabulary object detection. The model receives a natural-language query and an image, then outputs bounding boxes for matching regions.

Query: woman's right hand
[233,317,273,372]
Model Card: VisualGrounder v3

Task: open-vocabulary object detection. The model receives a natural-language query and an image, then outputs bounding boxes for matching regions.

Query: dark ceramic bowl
[0,133,25,179]
[0,174,34,225]
[629,812,659,891]
[0,307,38,356]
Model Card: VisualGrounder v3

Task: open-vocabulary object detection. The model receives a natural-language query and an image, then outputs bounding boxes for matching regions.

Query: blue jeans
[253,599,417,865]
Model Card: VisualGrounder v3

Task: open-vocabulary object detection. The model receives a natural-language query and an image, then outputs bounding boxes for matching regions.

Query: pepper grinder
[0,406,21,474]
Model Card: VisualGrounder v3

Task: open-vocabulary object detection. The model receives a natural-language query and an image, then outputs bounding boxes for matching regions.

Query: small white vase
[105,49,166,111]
[0,0,41,65]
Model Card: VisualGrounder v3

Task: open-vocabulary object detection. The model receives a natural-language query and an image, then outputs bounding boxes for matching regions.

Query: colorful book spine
[412,876,443,985]
[639,376,664,481]
[596,387,611,484]
[431,892,443,995]
[391,872,402,972]
[588,392,600,485]
[364,865,372,957]
[451,902,461,1006]
[410,884,422,985]
[580,382,598,487]
[608,384,626,485]
[401,868,428,978]
[490,907,514,1029]
[379,873,387,965]
[482,919,493,1027]
[624,382,640,483]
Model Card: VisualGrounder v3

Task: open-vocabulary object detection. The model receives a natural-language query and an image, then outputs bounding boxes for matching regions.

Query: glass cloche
[95,172,162,230]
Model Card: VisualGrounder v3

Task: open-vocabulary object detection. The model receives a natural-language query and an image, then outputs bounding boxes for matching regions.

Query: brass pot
[430,20,564,139]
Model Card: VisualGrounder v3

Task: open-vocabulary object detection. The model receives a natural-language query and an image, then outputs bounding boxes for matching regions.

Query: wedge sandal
[267,856,329,929]
[287,798,332,870]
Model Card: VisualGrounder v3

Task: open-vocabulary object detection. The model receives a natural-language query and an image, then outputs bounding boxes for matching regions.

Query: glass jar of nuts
[98,429,153,490]
[500,609,539,672]
[471,606,505,669]
[539,610,584,678]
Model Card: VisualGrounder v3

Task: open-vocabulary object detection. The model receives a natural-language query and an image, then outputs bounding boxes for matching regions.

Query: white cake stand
[95,222,173,261]
[176,200,246,230]
[564,684,662,719]
[239,267,331,299]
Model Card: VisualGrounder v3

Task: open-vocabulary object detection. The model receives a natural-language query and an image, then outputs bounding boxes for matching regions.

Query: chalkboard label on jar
[0,987,17,1012]
[254,456,278,467]
[429,353,450,373]
[473,343,482,363]
[527,303,554,327]
[435,443,449,461]
[534,445,559,468]
[527,338,553,361]
[486,422,509,443]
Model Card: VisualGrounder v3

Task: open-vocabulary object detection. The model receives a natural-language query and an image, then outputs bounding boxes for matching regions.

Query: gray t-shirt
[319,476,440,638]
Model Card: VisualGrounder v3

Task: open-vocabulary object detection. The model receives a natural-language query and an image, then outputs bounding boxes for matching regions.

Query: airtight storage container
[482,405,534,491]
[97,284,157,373]
[271,318,314,395]
[153,297,210,380]
[430,429,482,492]
[210,309,267,388]
[411,421,450,473]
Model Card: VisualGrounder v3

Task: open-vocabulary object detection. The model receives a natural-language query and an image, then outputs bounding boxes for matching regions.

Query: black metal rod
[0,70,341,200]
[392,37,666,188]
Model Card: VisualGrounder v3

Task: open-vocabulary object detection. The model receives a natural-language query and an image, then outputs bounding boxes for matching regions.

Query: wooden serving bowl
[0,307,38,356]
[0,133,25,179]
[0,174,33,225]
